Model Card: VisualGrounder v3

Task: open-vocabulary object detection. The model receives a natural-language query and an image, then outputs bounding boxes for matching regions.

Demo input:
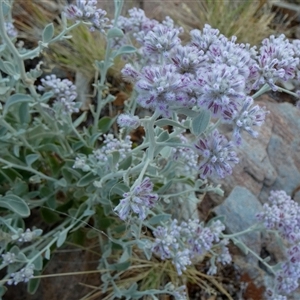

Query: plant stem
[252,83,271,99]
[0,157,59,183]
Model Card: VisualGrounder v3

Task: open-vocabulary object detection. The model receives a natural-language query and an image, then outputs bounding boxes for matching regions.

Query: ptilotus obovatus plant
[0,0,300,299]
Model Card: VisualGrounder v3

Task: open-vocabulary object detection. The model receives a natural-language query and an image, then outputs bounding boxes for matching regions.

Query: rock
[213,186,262,264]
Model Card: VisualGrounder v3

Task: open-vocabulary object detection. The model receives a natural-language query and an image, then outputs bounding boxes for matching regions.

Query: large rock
[213,186,262,264]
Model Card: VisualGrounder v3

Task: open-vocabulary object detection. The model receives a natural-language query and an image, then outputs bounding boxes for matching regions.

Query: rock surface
[213,186,262,264]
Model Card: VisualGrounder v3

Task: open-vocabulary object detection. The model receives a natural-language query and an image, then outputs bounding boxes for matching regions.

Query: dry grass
[12,0,123,78]
[160,0,288,45]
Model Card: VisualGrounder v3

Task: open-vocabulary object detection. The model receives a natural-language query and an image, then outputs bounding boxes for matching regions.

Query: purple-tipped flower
[171,45,208,75]
[190,24,221,52]
[116,8,147,34]
[226,97,268,145]
[135,64,190,117]
[254,34,299,90]
[117,114,140,129]
[194,129,239,179]
[38,75,79,114]
[121,64,140,83]
[256,190,300,244]
[65,0,110,32]
[194,64,246,120]
[143,24,181,57]
[114,177,159,220]
[207,36,256,81]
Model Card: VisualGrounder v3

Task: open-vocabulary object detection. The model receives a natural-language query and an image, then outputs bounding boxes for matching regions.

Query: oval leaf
[107,27,124,39]
[26,154,40,167]
[57,230,68,247]
[42,23,54,43]
[191,109,211,136]
[148,214,171,225]
[4,94,33,115]
[0,195,30,217]
[27,277,41,295]
[76,172,97,187]
[116,45,136,57]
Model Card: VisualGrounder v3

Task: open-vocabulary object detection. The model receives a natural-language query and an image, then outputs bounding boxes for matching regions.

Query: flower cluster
[164,283,187,300]
[120,18,272,139]
[117,113,140,129]
[229,96,269,145]
[73,156,91,172]
[73,134,132,174]
[11,228,42,243]
[37,75,79,114]
[255,35,299,90]
[194,129,239,179]
[5,22,17,38]
[257,191,300,298]
[7,265,34,285]
[1,252,16,265]
[114,177,159,220]
[65,0,110,32]
[152,219,227,275]
[256,190,300,243]
[124,64,191,117]
[194,63,245,118]
[93,134,132,163]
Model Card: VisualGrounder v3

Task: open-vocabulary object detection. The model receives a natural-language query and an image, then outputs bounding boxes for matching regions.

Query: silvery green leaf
[26,154,40,167]
[0,285,7,297]
[0,194,30,217]
[157,131,169,142]
[0,86,10,95]
[56,178,67,188]
[233,238,248,255]
[176,108,198,118]
[156,181,173,194]
[1,1,10,16]
[95,60,104,70]
[115,45,136,57]
[56,230,68,247]
[155,118,186,129]
[3,61,16,76]
[19,102,30,124]
[111,183,129,196]
[119,155,132,170]
[40,91,54,102]
[108,260,131,271]
[148,214,171,225]
[73,111,87,128]
[42,23,54,43]
[107,27,124,39]
[77,172,97,187]
[4,93,33,115]
[30,252,43,270]
[191,109,211,136]
[28,277,41,295]
[13,144,20,157]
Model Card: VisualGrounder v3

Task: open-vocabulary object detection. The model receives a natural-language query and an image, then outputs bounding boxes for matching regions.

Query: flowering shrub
[0,0,300,299]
